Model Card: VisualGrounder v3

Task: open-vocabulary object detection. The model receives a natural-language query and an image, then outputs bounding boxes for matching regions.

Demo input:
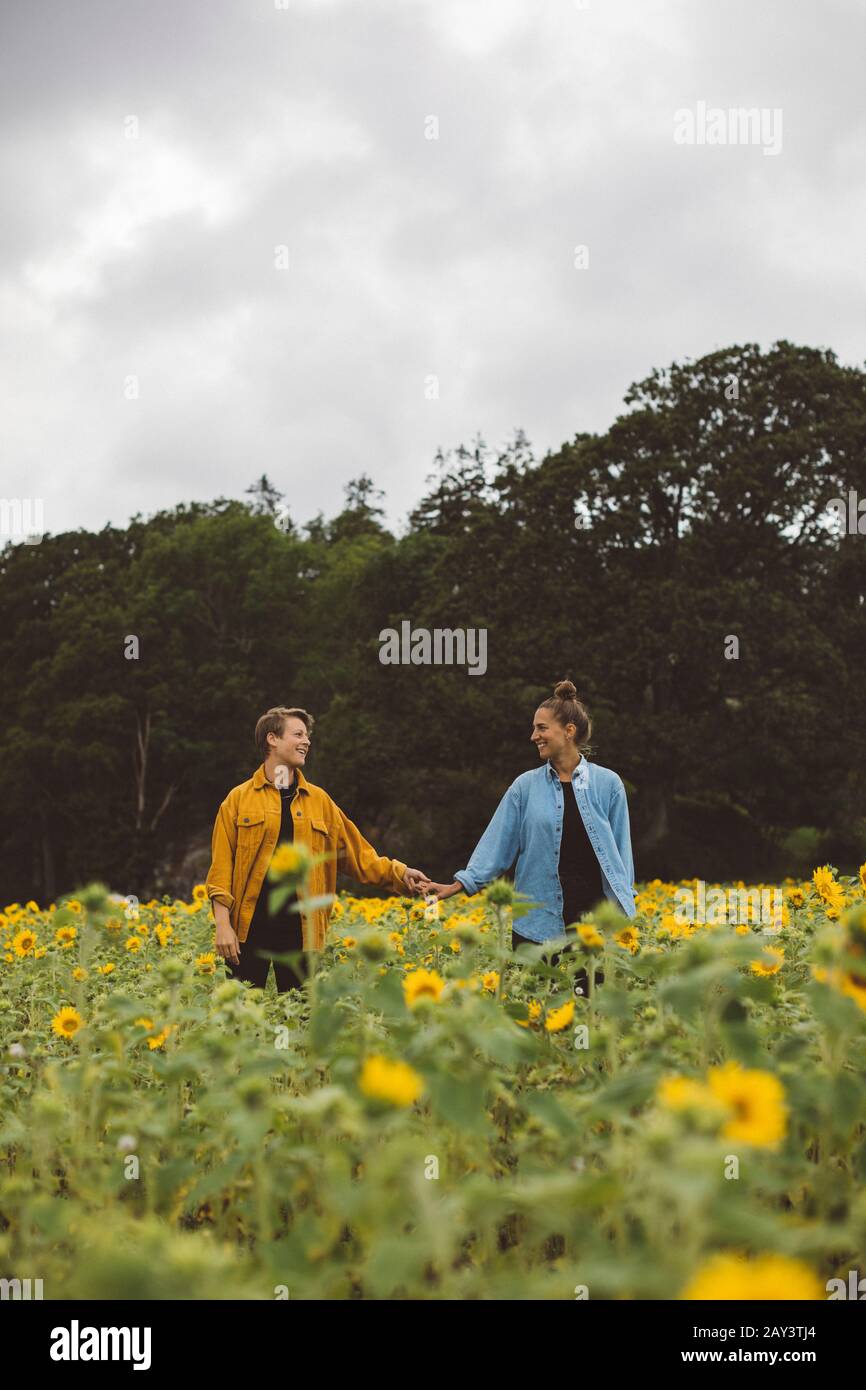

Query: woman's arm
[609,778,635,887]
[429,782,522,899]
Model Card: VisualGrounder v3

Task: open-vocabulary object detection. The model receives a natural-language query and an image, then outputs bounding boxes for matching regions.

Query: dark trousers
[512,872,607,997]
[228,911,307,994]
[511,928,604,996]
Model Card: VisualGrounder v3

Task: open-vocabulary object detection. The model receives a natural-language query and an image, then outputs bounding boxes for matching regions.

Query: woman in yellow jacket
[207,705,427,992]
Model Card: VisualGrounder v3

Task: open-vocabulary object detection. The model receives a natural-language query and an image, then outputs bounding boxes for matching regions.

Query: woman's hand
[424,879,464,901]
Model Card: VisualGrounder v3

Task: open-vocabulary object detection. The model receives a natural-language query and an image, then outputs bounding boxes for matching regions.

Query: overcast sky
[2,0,864,539]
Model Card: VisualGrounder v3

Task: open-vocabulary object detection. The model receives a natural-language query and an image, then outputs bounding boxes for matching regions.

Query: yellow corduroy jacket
[206,764,408,951]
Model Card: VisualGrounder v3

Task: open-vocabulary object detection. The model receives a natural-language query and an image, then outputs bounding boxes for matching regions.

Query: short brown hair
[537,679,594,753]
[255,706,314,759]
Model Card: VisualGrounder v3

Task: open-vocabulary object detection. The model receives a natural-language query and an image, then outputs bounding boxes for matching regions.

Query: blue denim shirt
[455,758,636,941]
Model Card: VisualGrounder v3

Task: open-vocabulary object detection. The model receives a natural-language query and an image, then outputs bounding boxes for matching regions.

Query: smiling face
[531,707,578,761]
[267,715,311,769]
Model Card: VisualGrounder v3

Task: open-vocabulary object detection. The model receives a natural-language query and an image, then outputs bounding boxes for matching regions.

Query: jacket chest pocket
[236,813,266,854]
[311,817,335,847]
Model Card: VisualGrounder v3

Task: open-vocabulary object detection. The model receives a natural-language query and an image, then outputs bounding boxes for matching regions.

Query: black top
[558,777,604,905]
[248,780,301,933]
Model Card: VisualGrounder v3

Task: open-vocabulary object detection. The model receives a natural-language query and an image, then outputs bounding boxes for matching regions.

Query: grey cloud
[1,0,865,538]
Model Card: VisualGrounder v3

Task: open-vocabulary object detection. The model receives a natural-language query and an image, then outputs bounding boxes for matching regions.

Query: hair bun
[554,679,577,700]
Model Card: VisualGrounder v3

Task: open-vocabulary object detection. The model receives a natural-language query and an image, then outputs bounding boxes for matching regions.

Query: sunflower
[657,1075,716,1112]
[147,1025,172,1050]
[517,998,543,1029]
[12,928,37,957]
[269,843,312,882]
[125,935,143,953]
[359,1054,424,1107]
[481,971,500,993]
[195,952,217,975]
[402,968,445,1007]
[837,968,866,1013]
[681,1251,822,1300]
[614,925,640,954]
[55,925,78,948]
[97,962,116,975]
[72,966,87,982]
[192,883,209,904]
[812,865,838,903]
[706,1062,788,1149]
[749,947,784,977]
[577,923,604,951]
[839,945,866,1011]
[51,1006,83,1040]
[659,912,694,941]
[545,999,575,1032]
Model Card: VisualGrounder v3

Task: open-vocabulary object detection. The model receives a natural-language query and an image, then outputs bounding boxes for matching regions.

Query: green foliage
[1,875,865,1298]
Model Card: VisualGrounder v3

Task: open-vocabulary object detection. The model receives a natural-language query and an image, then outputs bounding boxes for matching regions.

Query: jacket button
[243,817,249,823]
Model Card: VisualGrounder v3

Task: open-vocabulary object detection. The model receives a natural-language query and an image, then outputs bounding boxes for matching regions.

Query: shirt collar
[253,763,310,795]
[546,756,589,788]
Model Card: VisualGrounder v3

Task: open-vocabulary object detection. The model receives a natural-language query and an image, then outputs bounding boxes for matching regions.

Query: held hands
[403,868,431,895]
[428,880,464,901]
[422,878,465,901]
[402,870,464,901]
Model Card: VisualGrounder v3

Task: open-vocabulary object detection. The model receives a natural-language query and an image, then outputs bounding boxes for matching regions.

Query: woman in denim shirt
[425,680,635,985]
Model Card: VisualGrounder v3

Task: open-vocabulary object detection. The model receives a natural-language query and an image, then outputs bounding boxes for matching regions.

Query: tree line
[2,340,865,905]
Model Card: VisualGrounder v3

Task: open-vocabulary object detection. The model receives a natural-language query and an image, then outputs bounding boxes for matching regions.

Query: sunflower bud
[359,931,389,961]
[485,879,515,908]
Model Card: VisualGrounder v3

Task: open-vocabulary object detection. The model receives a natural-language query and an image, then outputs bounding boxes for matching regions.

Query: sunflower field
[1,863,865,1301]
